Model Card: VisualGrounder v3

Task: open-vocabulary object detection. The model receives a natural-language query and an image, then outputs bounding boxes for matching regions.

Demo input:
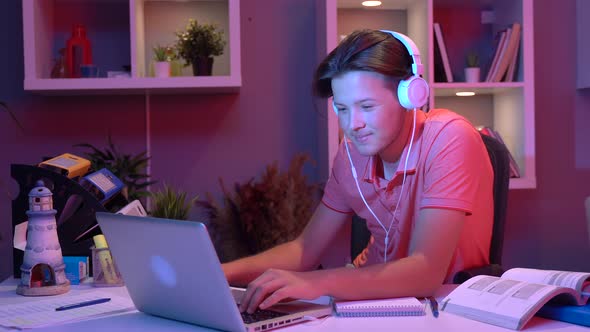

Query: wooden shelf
[432,82,524,96]
[22,0,241,94]
[321,0,535,189]
[23,76,241,94]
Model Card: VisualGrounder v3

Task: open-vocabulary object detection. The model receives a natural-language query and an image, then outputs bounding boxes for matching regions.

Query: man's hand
[239,269,323,313]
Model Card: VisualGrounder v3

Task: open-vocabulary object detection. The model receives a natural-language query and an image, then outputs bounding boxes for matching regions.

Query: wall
[337,9,407,39]
[502,0,590,271]
[1,0,589,282]
[0,0,321,280]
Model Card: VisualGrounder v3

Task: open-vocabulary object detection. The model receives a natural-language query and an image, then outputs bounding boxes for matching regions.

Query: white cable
[345,140,383,229]
[385,108,416,246]
[345,108,417,263]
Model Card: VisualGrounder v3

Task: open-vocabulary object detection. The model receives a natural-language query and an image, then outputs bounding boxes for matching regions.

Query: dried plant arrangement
[197,153,321,263]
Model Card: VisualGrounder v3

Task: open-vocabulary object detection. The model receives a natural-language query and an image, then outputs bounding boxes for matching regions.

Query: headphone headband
[379,30,424,77]
[332,30,429,111]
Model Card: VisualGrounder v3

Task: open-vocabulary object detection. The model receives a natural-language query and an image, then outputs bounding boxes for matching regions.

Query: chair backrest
[479,133,511,265]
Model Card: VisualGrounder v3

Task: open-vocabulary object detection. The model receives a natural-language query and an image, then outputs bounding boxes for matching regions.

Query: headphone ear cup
[397,75,429,110]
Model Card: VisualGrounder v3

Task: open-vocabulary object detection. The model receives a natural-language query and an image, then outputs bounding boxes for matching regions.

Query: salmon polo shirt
[321,108,494,282]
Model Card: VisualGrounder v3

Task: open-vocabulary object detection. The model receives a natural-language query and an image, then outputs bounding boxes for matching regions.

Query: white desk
[1,278,588,331]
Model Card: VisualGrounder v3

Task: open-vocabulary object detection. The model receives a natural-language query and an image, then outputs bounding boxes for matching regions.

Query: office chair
[451,133,510,283]
[349,133,511,284]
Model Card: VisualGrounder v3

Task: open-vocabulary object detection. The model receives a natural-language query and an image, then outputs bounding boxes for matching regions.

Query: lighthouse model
[17,180,70,296]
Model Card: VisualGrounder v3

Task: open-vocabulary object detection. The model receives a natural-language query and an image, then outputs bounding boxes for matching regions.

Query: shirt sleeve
[321,141,355,214]
[420,119,490,215]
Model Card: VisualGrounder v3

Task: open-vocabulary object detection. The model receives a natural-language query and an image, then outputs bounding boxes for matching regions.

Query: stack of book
[433,22,453,83]
[432,21,522,83]
[442,267,590,330]
[484,22,522,82]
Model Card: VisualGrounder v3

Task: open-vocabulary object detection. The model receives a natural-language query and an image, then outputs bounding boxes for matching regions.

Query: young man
[223,29,493,314]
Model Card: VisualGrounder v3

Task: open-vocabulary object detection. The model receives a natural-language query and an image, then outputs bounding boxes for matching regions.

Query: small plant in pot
[175,19,226,76]
[465,52,480,83]
[152,45,176,78]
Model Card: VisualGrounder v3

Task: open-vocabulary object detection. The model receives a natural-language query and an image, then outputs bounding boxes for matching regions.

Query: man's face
[332,70,406,159]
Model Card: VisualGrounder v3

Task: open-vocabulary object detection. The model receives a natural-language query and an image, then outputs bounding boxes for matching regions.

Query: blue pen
[428,296,439,318]
[55,298,111,311]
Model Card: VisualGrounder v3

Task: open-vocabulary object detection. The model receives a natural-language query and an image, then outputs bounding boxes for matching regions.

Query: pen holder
[91,247,124,287]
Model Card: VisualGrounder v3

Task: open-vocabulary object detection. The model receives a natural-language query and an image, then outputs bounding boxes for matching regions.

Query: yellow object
[93,234,109,249]
[38,153,91,179]
[92,234,118,284]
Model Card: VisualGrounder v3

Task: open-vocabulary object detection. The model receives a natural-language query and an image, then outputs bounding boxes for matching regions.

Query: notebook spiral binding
[337,310,426,317]
[335,303,426,317]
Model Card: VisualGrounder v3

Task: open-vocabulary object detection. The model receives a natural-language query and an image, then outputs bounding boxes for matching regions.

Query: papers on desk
[0,291,135,329]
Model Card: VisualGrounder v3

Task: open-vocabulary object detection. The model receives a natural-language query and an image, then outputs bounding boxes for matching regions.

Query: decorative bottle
[65,24,92,78]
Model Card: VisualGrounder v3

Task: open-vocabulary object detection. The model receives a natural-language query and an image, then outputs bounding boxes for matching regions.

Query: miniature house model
[16,180,70,296]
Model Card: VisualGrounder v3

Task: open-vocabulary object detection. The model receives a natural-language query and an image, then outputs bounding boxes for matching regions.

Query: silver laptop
[95,212,332,332]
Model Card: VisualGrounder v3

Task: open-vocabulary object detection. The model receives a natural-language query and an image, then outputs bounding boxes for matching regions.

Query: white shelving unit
[319,0,535,189]
[22,0,241,94]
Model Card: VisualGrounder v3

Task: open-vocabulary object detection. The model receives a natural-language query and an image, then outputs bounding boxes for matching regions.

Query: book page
[442,275,577,330]
[502,268,590,299]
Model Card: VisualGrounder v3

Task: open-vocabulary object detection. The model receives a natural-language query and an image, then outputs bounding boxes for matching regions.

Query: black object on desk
[10,164,125,277]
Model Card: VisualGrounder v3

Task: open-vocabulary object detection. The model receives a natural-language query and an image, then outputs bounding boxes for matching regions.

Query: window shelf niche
[22,0,241,94]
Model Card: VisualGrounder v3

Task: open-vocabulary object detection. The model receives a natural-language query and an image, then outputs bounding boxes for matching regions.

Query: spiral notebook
[333,297,426,317]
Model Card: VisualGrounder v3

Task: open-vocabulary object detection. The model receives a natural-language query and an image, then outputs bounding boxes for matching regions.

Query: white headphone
[332,30,429,114]
[332,30,424,263]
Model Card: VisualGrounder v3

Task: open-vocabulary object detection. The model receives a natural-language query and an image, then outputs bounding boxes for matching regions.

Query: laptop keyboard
[240,308,289,324]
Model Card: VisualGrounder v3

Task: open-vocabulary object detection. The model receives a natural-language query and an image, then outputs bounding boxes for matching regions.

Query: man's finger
[246,278,284,314]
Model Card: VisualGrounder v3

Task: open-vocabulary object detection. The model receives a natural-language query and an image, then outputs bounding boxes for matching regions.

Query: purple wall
[503,0,590,272]
[1,0,589,281]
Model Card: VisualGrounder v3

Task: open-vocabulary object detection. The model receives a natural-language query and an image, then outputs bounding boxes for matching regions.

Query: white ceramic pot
[154,61,171,78]
[465,67,480,83]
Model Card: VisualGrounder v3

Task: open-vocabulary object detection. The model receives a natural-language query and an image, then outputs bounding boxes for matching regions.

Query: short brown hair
[313,29,412,98]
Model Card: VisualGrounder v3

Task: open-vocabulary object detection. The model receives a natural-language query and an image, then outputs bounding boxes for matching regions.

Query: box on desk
[63,256,89,285]
[92,247,124,287]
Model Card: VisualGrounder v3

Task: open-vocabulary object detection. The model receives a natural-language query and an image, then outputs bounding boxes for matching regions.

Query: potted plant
[74,135,155,203]
[465,52,480,83]
[196,154,321,262]
[175,19,226,76]
[152,45,176,78]
[150,184,198,220]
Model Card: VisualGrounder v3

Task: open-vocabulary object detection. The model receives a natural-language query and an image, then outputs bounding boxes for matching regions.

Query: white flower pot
[154,61,171,78]
[465,67,480,83]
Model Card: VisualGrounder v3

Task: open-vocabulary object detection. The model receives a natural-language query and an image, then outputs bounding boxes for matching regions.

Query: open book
[441,268,590,330]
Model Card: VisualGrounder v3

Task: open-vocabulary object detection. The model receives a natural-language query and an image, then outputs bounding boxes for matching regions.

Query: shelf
[22,0,241,93]
[23,76,241,94]
[432,82,524,96]
[327,0,535,189]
